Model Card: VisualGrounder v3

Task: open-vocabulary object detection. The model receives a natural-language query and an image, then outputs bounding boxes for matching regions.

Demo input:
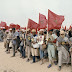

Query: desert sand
[0,42,72,72]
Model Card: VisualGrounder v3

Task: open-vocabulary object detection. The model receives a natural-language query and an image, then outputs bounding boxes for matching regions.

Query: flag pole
[37,27,39,42]
[46,10,49,41]
[46,23,48,41]
[37,29,39,37]
[24,19,28,48]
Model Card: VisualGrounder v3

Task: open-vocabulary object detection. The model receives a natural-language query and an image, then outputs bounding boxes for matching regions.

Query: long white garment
[38,35,44,45]
[47,34,56,64]
[58,46,70,66]
[31,35,39,56]
[32,35,39,48]
[31,48,38,56]
[56,36,70,66]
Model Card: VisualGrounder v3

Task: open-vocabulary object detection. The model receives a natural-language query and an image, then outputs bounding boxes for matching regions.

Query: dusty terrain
[0,42,72,72]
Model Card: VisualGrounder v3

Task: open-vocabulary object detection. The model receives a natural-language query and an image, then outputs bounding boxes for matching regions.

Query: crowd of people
[0,27,72,71]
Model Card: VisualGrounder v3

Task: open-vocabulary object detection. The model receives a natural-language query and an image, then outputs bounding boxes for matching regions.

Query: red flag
[10,23,16,28]
[39,13,47,30]
[62,25,65,29]
[21,27,26,30]
[16,24,20,30]
[27,19,38,29]
[48,9,64,31]
[0,21,7,29]
[69,25,72,29]
[64,26,66,30]
[6,26,9,30]
[24,27,26,30]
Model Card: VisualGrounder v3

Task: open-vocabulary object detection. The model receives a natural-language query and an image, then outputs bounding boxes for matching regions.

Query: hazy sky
[0,0,72,28]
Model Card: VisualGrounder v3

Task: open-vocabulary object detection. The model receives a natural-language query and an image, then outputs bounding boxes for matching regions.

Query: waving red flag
[48,9,64,31]
[21,27,26,30]
[0,21,7,29]
[24,27,26,30]
[6,26,9,30]
[27,19,38,29]
[16,24,20,30]
[39,13,47,30]
[69,25,72,29]
[10,23,16,28]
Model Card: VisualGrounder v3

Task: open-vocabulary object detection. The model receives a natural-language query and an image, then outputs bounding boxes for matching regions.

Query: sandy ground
[0,42,72,72]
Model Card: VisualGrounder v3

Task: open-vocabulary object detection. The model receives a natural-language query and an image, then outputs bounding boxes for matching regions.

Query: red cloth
[69,25,72,29]
[20,27,26,30]
[24,27,26,30]
[27,19,38,30]
[38,13,47,30]
[16,24,20,30]
[0,21,7,29]
[48,9,64,31]
[10,23,16,28]
[6,26,9,30]
[64,26,66,30]
[53,39,57,43]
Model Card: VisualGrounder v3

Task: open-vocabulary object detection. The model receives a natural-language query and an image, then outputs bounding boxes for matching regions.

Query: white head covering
[9,28,12,31]
[39,29,44,32]
[21,29,26,32]
[31,29,36,32]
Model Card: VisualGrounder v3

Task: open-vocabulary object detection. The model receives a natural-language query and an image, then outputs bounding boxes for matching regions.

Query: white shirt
[38,35,44,45]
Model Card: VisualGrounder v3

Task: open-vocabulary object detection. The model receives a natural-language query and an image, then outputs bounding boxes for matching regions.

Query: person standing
[47,29,56,68]
[31,29,39,63]
[20,29,26,59]
[26,28,32,62]
[38,29,45,65]
[5,30,9,52]
[9,28,13,48]
[0,29,4,42]
[11,28,18,57]
[6,29,12,53]
[3,29,7,48]
[56,30,70,71]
